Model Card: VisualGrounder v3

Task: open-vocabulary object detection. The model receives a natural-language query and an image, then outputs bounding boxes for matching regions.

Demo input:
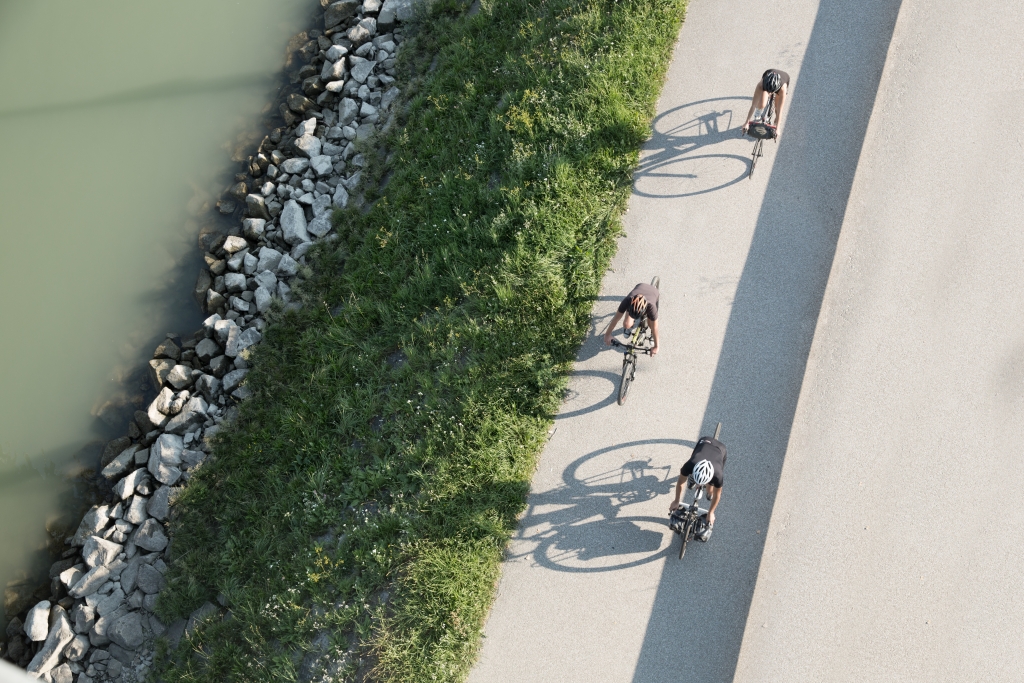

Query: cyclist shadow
[633,96,753,199]
[508,438,693,572]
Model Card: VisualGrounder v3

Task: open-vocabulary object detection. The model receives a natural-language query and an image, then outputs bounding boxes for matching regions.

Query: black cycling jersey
[680,436,727,488]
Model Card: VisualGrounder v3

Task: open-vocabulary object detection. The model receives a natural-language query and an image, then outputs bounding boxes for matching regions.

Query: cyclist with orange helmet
[602,283,660,356]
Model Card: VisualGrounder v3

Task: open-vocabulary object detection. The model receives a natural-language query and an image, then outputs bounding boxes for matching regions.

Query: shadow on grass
[631,0,905,680]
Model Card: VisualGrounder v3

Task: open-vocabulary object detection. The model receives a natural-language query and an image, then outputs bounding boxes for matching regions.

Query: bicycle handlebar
[610,339,653,355]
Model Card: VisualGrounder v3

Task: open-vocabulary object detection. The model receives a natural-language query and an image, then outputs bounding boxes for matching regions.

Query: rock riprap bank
[1,0,414,679]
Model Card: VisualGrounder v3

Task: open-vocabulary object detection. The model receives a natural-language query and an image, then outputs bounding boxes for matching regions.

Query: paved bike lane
[469,0,902,680]
[731,0,1024,679]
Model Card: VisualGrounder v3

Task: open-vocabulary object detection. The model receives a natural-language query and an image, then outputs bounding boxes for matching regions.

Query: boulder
[348,56,374,84]
[166,364,194,390]
[226,328,262,359]
[149,434,183,485]
[381,86,400,111]
[69,563,119,599]
[195,373,221,402]
[153,338,180,361]
[213,318,238,344]
[195,337,220,363]
[224,272,247,293]
[146,388,173,429]
[95,588,126,617]
[64,633,90,661]
[281,157,310,174]
[222,236,249,254]
[257,247,284,273]
[242,218,266,240]
[136,564,166,595]
[59,565,84,590]
[287,93,316,114]
[26,613,74,676]
[332,184,350,209]
[246,194,271,220]
[70,604,95,635]
[82,536,122,569]
[133,519,169,552]
[125,494,148,525]
[206,289,227,312]
[280,200,311,245]
[310,155,334,176]
[24,600,51,641]
[51,663,73,683]
[146,485,173,521]
[348,17,377,45]
[277,254,300,277]
[338,97,359,125]
[295,133,322,158]
[114,467,147,499]
[321,58,346,82]
[108,612,145,650]
[165,396,209,436]
[221,369,249,394]
[148,358,175,389]
[254,269,278,291]
[325,0,360,28]
[72,506,112,546]
[100,446,139,480]
[296,118,317,136]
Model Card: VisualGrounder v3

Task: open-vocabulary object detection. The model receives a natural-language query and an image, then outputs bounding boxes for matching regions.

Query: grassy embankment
[157,0,685,679]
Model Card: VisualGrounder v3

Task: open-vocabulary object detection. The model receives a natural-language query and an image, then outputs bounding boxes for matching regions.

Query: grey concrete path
[732,0,1024,680]
[469,0,903,680]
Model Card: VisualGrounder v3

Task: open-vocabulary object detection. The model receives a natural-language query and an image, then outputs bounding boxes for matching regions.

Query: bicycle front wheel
[679,519,693,559]
[749,139,763,179]
[617,355,636,405]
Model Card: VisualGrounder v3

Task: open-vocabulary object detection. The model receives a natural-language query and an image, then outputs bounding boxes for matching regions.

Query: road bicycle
[669,422,721,559]
[610,276,659,405]
[745,93,777,179]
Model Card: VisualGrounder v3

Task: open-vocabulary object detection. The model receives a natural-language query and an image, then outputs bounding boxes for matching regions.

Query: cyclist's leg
[622,313,636,335]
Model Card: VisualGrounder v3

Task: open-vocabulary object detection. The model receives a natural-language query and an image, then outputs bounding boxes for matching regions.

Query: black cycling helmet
[628,294,647,318]
[762,70,782,93]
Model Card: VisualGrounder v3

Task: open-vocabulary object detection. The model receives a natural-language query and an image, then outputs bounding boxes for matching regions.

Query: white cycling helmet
[690,459,715,486]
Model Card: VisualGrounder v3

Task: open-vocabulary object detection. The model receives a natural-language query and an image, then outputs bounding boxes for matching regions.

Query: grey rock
[344,170,362,190]
[224,272,247,293]
[310,154,334,176]
[277,254,300,277]
[231,386,253,400]
[295,134,322,158]
[185,602,219,637]
[222,236,249,254]
[165,395,209,436]
[214,318,238,344]
[222,369,249,394]
[146,485,173,521]
[226,327,262,358]
[364,0,382,12]
[82,536,122,569]
[338,97,359,125]
[321,58,346,82]
[26,613,74,676]
[296,191,315,206]
[70,564,116,599]
[308,214,333,238]
[242,218,266,240]
[296,117,317,136]
[51,663,73,683]
[143,594,160,613]
[257,247,284,273]
[106,659,123,678]
[246,194,270,220]
[96,588,125,617]
[25,601,52,641]
[133,519,168,552]
[125,494,148,525]
[254,286,273,313]
[166,364,194,390]
[153,338,180,362]
[146,390,171,430]
[136,565,165,595]
[72,506,112,546]
[209,354,232,377]
[332,184,350,209]
[349,57,374,83]
[114,468,148,500]
[148,358,175,389]
[360,101,377,117]
[291,241,313,261]
[325,0,360,28]
[128,588,145,609]
[326,44,348,61]
[326,79,347,93]
[59,565,84,589]
[195,337,220,362]
[281,158,310,174]
[71,605,95,635]
[356,123,376,142]
[226,248,247,272]
[182,449,206,469]
[64,634,90,661]
[119,557,141,594]
[206,288,226,312]
[243,252,259,275]
[380,86,400,110]
[100,446,138,480]
[149,434,183,485]
[280,200,311,245]
[255,269,278,291]
[312,194,333,217]
[348,17,377,45]
[108,612,145,650]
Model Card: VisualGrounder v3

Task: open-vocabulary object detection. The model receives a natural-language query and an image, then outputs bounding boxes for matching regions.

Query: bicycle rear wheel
[679,519,693,559]
[617,354,636,405]
[749,139,763,179]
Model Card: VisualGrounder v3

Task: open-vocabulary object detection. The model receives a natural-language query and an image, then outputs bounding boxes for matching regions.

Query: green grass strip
[156,0,685,679]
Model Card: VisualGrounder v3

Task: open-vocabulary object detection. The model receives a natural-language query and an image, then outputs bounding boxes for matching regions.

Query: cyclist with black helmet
[669,434,726,541]
[602,282,660,355]
[741,68,790,136]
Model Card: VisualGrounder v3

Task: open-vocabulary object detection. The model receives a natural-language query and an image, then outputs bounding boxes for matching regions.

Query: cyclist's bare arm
[773,85,787,129]
[742,82,766,131]
[707,486,722,525]
[649,318,660,355]
[603,310,625,345]
[669,474,685,511]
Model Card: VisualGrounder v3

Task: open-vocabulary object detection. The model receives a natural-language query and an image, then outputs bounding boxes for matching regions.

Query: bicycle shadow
[632,96,752,199]
[507,438,693,572]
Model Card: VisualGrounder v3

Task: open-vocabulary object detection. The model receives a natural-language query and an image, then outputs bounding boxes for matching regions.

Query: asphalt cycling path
[732,0,1024,678]
[470,0,902,680]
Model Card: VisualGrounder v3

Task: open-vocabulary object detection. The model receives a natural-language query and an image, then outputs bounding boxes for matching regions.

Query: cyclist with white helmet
[602,282,660,355]
[669,434,727,541]
[741,68,790,136]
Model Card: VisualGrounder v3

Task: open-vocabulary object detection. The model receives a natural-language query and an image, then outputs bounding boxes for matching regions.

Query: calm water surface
[0,0,306,625]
